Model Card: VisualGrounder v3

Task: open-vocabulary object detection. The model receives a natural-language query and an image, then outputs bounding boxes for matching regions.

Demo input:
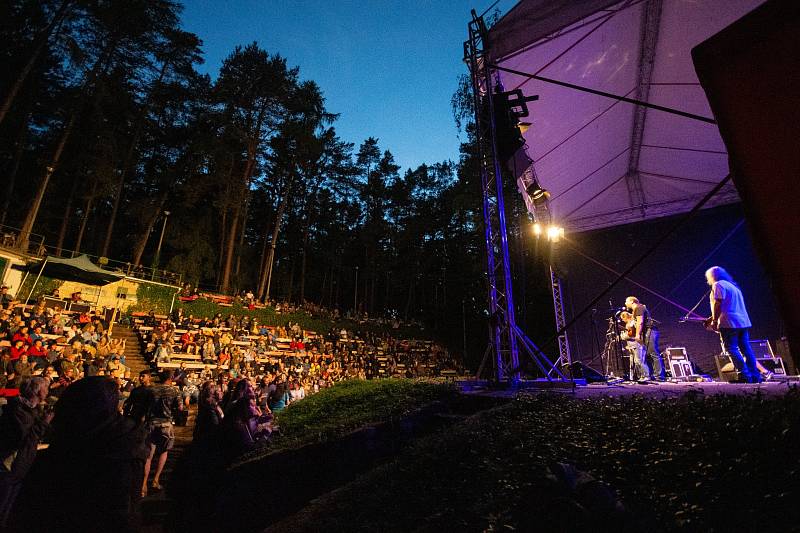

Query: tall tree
[213,43,297,293]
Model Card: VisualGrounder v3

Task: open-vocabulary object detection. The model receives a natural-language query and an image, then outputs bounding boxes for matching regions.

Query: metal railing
[0,223,46,256]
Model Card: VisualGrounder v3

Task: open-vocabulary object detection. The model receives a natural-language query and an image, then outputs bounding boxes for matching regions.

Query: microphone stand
[681,290,711,322]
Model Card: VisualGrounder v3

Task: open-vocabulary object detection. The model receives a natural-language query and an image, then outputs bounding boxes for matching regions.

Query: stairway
[113,324,148,375]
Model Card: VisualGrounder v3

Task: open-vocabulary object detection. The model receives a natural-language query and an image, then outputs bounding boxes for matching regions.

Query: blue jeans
[719,327,760,383]
[645,329,665,380]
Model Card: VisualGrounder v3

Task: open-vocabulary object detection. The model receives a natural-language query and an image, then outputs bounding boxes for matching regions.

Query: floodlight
[526,179,550,204]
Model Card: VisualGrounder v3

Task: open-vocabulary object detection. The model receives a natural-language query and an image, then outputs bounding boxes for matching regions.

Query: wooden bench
[156,362,228,370]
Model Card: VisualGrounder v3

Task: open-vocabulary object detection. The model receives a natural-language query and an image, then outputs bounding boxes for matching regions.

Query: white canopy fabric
[489,0,764,232]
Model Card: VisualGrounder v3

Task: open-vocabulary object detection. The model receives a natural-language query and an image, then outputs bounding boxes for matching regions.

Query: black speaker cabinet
[715,354,739,383]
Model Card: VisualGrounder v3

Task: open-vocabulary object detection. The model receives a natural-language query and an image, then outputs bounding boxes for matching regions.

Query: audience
[0,293,464,529]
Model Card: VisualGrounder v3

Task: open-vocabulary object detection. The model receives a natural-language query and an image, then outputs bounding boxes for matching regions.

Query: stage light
[532,222,543,237]
[546,225,565,243]
[526,179,550,205]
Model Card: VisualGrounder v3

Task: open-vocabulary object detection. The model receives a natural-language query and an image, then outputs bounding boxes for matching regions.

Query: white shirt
[711,280,751,329]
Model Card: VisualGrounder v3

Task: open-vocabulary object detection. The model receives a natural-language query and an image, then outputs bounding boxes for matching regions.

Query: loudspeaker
[714,354,739,383]
[571,362,606,383]
[775,337,796,375]
[757,357,786,376]
[749,339,774,359]
[666,347,694,381]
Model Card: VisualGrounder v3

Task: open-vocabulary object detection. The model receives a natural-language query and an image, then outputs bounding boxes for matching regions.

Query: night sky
[180,0,517,173]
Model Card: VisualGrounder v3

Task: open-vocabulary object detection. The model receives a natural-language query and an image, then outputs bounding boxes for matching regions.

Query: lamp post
[152,210,170,279]
[353,266,359,315]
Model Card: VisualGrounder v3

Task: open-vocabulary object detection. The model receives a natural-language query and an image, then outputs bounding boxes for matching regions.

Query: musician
[705,266,760,383]
[619,310,649,380]
[625,296,666,381]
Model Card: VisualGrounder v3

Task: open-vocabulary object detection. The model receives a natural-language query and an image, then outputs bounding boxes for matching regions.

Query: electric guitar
[679,316,716,332]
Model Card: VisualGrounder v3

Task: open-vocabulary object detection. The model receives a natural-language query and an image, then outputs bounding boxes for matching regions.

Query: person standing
[142,371,184,497]
[705,266,760,383]
[624,296,666,380]
[0,376,52,527]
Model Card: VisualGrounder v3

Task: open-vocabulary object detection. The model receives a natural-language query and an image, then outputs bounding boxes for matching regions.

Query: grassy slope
[235,379,458,465]
[265,390,800,532]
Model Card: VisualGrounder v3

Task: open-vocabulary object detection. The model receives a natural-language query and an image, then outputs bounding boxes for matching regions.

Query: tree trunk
[286,260,295,303]
[17,112,77,251]
[0,115,29,226]
[55,178,79,256]
[131,192,168,266]
[100,106,152,257]
[259,187,291,301]
[318,267,327,306]
[404,277,414,321]
[72,179,98,256]
[17,37,118,250]
[0,0,75,127]
[215,209,227,289]
[299,217,311,303]
[219,206,239,294]
[234,191,251,277]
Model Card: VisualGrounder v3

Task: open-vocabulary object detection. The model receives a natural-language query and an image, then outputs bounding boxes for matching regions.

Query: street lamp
[153,210,170,277]
[354,266,359,314]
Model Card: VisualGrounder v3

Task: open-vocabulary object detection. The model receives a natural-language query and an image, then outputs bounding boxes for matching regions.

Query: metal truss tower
[465,12,568,384]
[549,266,572,376]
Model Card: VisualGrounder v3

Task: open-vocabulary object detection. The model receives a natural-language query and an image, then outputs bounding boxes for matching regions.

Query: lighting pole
[353,266,359,315]
[153,210,170,278]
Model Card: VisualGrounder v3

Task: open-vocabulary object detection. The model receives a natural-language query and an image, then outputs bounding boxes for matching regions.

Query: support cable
[491,64,717,124]
[562,241,703,317]
[650,218,745,314]
[536,87,637,163]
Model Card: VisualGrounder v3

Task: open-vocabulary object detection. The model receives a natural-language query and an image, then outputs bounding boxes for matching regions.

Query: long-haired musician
[705,266,761,383]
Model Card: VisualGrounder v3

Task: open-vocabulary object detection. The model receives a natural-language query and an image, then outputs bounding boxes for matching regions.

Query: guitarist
[625,296,666,380]
[705,266,761,383]
[619,309,650,380]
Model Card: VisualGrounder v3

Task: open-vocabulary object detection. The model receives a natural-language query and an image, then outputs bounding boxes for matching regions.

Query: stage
[461,378,799,399]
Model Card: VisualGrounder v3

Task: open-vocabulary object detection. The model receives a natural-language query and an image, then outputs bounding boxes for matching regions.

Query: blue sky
[180,0,515,173]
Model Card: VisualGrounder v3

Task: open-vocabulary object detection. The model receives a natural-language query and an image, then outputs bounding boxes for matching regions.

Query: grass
[236,379,458,463]
[265,388,800,532]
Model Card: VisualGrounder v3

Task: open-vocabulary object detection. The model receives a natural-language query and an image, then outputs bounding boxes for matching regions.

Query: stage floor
[462,378,799,399]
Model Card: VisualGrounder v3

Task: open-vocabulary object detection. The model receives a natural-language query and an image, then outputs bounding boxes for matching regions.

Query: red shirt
[11,332,32,346]
[27,345,47,358]
[10,345,28,361]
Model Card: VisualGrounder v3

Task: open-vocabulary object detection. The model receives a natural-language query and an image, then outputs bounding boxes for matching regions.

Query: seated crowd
[0,298,129,393]
[134,305,462,397]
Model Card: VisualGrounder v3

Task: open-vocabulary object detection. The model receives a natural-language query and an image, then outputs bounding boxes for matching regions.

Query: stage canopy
[31,254,125,285]
[488,0,765,232]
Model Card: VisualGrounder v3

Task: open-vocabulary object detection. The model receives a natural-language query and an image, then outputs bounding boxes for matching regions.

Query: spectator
[12,376,145,532]
[142,372,184,497]
[0,376,52,527]
[194,381,224,442]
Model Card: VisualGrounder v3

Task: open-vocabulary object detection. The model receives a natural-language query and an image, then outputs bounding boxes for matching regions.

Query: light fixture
[532,222,543,236]
[525,179,550,204]
[546,225,565,243]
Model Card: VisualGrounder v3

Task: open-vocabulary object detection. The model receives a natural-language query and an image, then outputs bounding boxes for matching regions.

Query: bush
[17,274,62,303]
[128,282,180,315]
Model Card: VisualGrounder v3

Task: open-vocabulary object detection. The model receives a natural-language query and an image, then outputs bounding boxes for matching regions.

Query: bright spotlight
[532,222,543,237]
[546,225,565,243]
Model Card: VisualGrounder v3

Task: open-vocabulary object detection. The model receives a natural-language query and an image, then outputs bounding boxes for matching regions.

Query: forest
[0,0,555,366]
